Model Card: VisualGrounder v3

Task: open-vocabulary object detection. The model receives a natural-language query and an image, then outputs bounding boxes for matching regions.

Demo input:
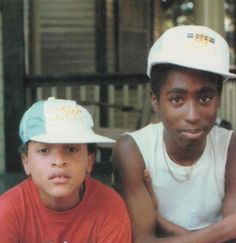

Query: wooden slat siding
[51,86,57,98]
[119,0,149,73]
[113,86,123,127]
[94,85,100,127]
[32,0,96,75]
[128,86,141,128]
[30,0,42,75]
[218,80,236,130]
[106,0,112,70]
[108,85,115,127]
[65,86,72,100]
[137,84,144,110]
[123,84,129,128]
[221,84,227,119]
[106,0,115,73]
[84,84,100,126]
[79,86,86,101]
[36,87,43,101]
[226,83,232,124]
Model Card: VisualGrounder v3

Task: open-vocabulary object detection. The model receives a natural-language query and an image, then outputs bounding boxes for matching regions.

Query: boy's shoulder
[0,178,35,222]
[0,178,32,196]
[0,178,34,205]
[82,177,130,224]
[85,177,126,208]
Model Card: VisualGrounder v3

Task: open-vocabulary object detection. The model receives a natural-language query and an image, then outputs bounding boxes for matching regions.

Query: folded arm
[223,132,236,217]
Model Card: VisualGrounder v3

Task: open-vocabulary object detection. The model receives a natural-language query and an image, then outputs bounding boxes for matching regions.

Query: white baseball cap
[147,25,236,82]
[19,97,115,144]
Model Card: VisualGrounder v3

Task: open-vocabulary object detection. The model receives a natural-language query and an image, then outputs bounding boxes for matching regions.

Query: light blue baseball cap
[19,97,115,144]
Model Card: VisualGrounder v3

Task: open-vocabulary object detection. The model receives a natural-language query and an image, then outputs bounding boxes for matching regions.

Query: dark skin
[113,67,236,242]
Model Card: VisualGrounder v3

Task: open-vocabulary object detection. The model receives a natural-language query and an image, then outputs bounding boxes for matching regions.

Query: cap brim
[30,131,115,144]
[147,61,236,82]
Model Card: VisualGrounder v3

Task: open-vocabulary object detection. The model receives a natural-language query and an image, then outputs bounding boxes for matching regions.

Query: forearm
[134,214,236,243]
[169,213,236,243]
[156,211,189,236]
[155,212,236,242]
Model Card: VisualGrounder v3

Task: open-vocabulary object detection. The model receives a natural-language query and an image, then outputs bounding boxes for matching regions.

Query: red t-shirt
[0,177,131,243]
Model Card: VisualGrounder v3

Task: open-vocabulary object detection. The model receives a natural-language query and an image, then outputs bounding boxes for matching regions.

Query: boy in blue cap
[0,97,131,243]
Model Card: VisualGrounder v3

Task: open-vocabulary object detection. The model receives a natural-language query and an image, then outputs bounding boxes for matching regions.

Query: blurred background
[0,0,235,191]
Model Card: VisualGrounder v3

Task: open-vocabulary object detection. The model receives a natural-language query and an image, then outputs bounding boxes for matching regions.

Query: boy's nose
[51,152,68,167]
[185,102,200,123]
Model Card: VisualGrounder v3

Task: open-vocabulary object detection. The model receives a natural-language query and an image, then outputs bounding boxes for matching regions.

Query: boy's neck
[164,136,206,167]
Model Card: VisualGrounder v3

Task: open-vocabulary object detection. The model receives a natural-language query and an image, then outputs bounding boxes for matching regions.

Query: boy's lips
[49,172,71,184]
[181,129,204,139]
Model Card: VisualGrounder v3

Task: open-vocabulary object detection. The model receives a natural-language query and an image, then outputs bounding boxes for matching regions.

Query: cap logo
[186,32,215,44]
[49,106,82,122]
[186,32,216,54]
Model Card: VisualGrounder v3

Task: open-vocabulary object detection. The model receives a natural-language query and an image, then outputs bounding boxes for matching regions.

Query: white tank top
[129,123,232,230]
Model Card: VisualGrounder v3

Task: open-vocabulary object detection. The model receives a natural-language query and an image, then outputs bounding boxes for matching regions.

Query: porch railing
[24,73,150,133]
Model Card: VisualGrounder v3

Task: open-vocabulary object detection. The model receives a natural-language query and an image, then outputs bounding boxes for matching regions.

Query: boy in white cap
[113,25,236,242]
[0,97,131,242]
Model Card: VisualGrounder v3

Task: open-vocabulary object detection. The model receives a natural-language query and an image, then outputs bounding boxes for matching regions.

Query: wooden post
[2,0,25,172]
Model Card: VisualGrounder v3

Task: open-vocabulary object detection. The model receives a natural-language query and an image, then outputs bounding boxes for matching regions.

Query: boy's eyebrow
[166,86,216,96]
[166,88,187,95]
[197,86,216,93]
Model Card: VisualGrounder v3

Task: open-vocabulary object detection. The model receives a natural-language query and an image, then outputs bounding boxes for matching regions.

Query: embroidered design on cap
[186,32,215,44]
[48,106,85,122]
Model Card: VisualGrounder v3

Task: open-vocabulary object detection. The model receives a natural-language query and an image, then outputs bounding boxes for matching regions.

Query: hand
[143,169,158,210]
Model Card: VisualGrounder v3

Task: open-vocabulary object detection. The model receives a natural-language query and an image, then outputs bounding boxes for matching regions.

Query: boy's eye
[66,147,79,153]
[170,96,183,104]
[38,148,49,153]
[199,95,213,104]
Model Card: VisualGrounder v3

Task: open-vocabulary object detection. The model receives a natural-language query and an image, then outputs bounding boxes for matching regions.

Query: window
[26,0,151,76]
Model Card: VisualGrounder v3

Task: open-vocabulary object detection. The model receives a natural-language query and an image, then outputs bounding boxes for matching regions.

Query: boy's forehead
[166,67,219,83]
[163,70,219,90]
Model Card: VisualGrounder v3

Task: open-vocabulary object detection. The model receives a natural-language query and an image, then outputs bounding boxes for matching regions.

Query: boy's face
[151,68,221,147]
[21,142,94,210]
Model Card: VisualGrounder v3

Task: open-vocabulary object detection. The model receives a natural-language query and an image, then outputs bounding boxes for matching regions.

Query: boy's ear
[86,153,95,175]
[150,91,159,113]
[21,154,31,176]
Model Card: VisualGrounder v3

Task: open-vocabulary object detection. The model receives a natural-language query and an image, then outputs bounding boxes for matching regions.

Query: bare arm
[223,132,236,217]
[112,134,236,243]
[112,135,159,242]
